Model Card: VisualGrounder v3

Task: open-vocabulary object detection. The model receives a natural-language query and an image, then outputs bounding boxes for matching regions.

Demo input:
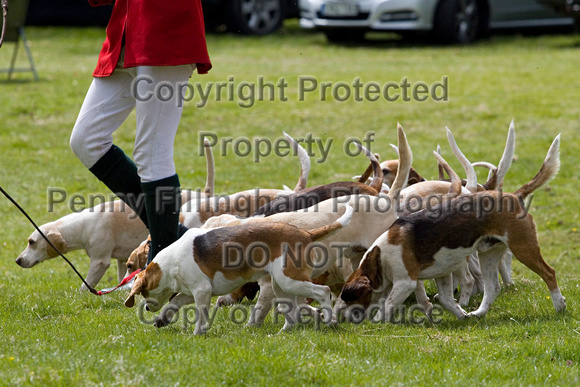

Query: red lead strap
[95,268,141,296]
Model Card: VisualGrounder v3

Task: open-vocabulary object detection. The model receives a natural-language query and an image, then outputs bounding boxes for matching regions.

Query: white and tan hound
[339,135,565,321]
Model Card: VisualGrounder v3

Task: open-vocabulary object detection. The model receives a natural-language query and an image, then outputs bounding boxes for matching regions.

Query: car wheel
[324,29,366,43]
[434,0,482,44]
[227,0,285,35]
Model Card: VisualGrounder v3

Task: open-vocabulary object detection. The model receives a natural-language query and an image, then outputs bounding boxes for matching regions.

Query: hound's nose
[15,257,24,267]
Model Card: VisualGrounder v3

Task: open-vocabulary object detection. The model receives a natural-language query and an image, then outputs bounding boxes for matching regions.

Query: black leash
[0,0,7,48]
[0,186,100,294]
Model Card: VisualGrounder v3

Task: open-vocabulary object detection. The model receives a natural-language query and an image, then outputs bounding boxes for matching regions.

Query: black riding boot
[142,174,182,264]
[89,145,148,226]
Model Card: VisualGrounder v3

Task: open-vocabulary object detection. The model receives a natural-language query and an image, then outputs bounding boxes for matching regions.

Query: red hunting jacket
[88,0,212,77]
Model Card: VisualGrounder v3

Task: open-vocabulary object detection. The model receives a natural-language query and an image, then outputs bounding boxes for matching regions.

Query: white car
[299,0,575,43]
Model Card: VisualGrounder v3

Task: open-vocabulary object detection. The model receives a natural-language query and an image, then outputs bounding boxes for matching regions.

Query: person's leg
[70,66,148,225]
[133,64,195,262]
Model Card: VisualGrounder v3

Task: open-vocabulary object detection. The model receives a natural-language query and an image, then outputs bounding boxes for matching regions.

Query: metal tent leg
[19,27,38,81]
[7,36,19,80]
[2,27,38,81]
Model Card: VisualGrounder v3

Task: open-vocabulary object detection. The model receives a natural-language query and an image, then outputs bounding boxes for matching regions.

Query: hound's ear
[406,168,424,185]
[124,294,136,309]
[46,230,67,258]
[340,275,372,302]
[124,273,146,308]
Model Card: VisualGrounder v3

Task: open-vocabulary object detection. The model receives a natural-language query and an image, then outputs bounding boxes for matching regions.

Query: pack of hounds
[16,122,566,335]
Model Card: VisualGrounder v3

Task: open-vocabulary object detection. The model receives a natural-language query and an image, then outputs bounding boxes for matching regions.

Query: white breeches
[70,53,195,182]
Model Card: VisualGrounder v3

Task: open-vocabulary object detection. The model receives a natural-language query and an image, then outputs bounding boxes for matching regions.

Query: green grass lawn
[1,24,579,385]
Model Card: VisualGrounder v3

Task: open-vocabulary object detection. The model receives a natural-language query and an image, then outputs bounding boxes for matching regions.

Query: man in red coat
[70,0,212,267]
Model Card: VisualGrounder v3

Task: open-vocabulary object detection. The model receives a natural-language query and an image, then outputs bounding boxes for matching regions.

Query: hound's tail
[203,138,215,196]
[514,134,560,200]
[308,204,354,242]
[446,127,478,193]
[482,120,516,190]
[284,131,311,191]
[490,120,516,190]
[473,161,497,181]
[432,151,462,195]
[388,124,413,200]
[436,144,445,180]
[357,152,381,184]
[355,142,383,193]
[473,161,500,190]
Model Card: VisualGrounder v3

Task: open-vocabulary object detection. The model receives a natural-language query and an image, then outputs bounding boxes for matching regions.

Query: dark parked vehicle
[26,0,299,35]
[204,0,299,34]
[26,0,112,26]
[541,0,580,23]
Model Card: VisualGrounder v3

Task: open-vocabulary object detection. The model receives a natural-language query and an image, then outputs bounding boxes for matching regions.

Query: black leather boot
[142,174,182,264]
[89,145,148,226]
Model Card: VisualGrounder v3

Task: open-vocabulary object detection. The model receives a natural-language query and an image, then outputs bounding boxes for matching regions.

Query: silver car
[299,0,575,43]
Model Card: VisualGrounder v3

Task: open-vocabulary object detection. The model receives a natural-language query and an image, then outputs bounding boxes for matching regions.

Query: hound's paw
[467,310,486,318]
[552,296,567,313]
[279,322,296,333]
[193,323,209,335]
[153,316,170,328]
[215,295,236,308]
[79,284,94,293]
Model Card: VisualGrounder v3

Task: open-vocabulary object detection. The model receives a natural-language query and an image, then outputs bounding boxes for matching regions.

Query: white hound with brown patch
[339,135,565,320]
[124,206,354,334]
